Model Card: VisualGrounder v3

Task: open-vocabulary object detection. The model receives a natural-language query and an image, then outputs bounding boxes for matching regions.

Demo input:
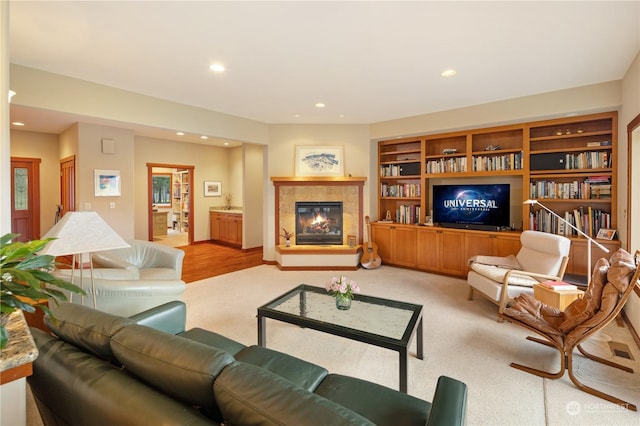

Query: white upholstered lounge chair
[467,230,571,319]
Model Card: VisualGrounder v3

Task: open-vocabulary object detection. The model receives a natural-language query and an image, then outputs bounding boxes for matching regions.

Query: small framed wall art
[204,181,222,197]
[94,169,121,196]
[294,145,344,177]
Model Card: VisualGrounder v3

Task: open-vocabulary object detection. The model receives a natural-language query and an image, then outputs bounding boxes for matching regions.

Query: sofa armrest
[129,301,187,334]
[425,376,467,426]
[91,252,141,279]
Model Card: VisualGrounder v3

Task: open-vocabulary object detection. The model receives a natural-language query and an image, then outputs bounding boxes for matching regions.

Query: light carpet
[182,264,639,426]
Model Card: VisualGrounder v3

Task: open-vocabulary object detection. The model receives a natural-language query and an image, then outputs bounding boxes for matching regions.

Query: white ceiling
[8,1,640,144]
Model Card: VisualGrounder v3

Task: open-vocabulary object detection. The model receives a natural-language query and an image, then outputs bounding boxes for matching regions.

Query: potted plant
[1,233,85,349]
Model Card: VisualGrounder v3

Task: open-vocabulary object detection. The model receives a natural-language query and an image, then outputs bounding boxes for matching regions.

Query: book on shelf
[540,280,578,291]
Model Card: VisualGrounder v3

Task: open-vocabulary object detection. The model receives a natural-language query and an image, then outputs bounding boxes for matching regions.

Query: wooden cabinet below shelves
[371,223,525,278]
[370,223,416,267]
[210,211,242,247]
[565,238,621,277]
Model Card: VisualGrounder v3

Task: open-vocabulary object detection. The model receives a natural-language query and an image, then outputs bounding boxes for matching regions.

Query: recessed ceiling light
[200,135,208,139]
[294,114,300,118]
[315,103,326,108]
[339,114,345,118]
[223,142,229,146]
[176,131,184,136]
[441,69,457,77]
[209,64,225,72]
[12,121,25,126]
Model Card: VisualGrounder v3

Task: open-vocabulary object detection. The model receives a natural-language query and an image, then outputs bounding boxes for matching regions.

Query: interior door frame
[146,163,194,244]
[10,157,40,240]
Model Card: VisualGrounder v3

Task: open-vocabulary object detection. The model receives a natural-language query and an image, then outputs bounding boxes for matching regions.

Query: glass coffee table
[257,284,424,393]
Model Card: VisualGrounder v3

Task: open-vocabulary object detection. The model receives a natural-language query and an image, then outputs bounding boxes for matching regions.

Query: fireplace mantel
[272,176,367,269]
[271,176,367,184]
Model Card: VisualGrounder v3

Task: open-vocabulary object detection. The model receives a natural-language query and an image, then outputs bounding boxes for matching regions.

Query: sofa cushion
[235,345,328,391]
[315,374,431,426]
[44,302,135,362]
[111,324,234,411]
[179,327,247,356]
[214,362,374,425]
[28,328,212,426]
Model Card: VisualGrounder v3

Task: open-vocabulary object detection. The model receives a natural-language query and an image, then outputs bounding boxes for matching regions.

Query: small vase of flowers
[325,275,360,310]
[281,228,294,247]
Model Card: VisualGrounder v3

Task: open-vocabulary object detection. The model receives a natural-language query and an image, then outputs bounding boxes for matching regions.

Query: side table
[532,284,584,311]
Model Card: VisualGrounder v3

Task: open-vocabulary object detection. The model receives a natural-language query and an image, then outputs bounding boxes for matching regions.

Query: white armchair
[55,240,186,316]
[467,230,571,318]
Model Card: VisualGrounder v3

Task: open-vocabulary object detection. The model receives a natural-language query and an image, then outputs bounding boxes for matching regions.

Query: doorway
[147,163,194,247]
[10,157,41,241]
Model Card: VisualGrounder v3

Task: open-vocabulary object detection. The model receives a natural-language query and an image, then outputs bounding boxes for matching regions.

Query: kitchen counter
[1,310,38,384]
[209,208,243,214]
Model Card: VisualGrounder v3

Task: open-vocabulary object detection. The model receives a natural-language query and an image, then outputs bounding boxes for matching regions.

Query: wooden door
[10,158,41,241]
[60,156,76,217]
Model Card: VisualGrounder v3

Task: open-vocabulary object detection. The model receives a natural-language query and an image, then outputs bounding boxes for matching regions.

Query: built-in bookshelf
[172,170,189,232]
[375,111,619,277]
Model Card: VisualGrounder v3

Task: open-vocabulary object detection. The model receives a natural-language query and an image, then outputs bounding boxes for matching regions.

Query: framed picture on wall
[94,169,121,196]
[294,145,344,177]
[204,181,222,197]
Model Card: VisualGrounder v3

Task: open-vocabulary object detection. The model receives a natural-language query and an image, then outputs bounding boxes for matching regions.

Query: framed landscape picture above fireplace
[295,145,344,177]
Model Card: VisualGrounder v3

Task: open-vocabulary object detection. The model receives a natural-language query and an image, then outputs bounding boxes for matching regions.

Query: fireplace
[295,201,343,245]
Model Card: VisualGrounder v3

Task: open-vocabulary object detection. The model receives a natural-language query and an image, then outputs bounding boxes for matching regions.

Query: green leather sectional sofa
[27,301,467,425]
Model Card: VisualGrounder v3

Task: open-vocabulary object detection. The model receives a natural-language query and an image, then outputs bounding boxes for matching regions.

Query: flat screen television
[432,183,510,231]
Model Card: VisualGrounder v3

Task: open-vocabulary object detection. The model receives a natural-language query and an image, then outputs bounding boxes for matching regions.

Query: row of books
[380,164,406,177]
[529,180,611,200]
[563,151,611,169]
[380,183,421,198]
[528,206,612,238]
[426,157,467,174]
[395,204,421,225]
[471,152,524,172]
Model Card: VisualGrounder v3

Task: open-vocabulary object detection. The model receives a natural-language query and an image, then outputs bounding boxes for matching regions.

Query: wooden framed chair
[467,230,571,318]
[499,249,640,411]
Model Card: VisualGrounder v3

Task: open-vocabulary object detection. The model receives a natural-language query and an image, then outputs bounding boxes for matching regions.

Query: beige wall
[264,124,371,260]
[134,135,232,242]
[9,130,59,235]
[370,81,622,141]
[243,143,265,249]
[10,65,269,145]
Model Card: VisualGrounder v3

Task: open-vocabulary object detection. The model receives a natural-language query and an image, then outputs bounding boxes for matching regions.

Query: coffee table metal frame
[257,284,424,393]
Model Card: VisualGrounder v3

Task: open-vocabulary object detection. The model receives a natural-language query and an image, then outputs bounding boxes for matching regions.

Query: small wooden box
[533,284,583,311]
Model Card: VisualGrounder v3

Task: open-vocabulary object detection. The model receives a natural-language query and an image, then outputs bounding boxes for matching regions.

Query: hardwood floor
[177,242,264,283]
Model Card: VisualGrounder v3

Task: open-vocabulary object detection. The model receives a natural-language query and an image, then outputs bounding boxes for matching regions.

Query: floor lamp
[40,211,130,308]
[523,199,609,285]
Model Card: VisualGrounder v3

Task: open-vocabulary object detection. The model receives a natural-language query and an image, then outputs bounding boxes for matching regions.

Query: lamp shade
[41,211,130,256]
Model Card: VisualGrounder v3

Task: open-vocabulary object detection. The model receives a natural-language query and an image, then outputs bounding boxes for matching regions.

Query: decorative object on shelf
[280,228,294,247]
[94,169,121,196]
[325,275,360,311]
[40,211,130,308]
[442,148,457,155]
[483,144,501,151]
[203,181,221,197]
[347,233,357,248]
[223,193,232,209]
[596,228,617,240]
[294,145,344,177]
[0,233,85,349]
[523,199,610,284]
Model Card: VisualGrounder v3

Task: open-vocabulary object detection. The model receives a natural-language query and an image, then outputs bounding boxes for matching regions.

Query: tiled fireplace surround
[271,177,366,270]
[272,177,367,248]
